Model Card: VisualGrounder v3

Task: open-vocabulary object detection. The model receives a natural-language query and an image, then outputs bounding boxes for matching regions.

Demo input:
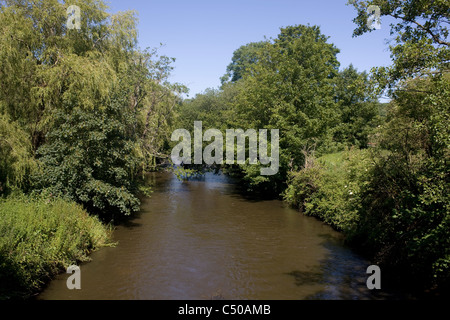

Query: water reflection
[38,172,389,300]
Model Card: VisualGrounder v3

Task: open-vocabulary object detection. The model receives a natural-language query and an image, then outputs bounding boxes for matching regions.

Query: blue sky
[105,0,395,97]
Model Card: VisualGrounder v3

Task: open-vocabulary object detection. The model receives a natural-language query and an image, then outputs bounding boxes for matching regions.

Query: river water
[38,172,385,300]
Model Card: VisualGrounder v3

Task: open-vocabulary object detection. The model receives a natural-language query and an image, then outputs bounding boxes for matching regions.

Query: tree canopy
[0,0,185,216]
[350,0,450,92]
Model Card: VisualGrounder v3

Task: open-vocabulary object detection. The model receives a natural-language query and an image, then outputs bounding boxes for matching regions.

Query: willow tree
[0,0,182,216]
[134,49,188,172]
[0,114,36,195]
[0,0,114,150]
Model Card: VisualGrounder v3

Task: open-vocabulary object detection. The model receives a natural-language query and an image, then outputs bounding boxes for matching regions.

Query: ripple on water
[38,172,390,300]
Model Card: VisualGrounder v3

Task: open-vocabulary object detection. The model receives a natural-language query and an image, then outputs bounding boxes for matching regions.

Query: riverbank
[0,194,113,300]
[284,149,449,298]
[284,149,370,234]
[38,172,383,300]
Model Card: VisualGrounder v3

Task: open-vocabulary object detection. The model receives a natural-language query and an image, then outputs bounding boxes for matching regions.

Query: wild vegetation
[0,0,184,298]
[0,194,112,299]
[178,0,449,295]
[0,0,448,298]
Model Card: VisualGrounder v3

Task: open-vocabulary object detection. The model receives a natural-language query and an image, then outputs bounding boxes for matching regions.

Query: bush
[34,96,141,218]
[347,75,450,293]
[0,195,112,300]
[284,149,372,233]
[285,75,450,294]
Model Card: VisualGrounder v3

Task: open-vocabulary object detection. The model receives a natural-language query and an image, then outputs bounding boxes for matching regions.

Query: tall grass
[0,195,113,300]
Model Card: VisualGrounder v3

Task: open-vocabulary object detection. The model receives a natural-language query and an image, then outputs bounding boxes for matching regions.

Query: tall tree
[332,65,383,148]
[0,0,114,151]
[0,0,183,216]
[349,0,450,292]
[221,41,267,84]
[233,25,340,162]
[229,25,341,192]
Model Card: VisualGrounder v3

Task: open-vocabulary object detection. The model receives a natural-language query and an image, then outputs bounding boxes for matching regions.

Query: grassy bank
[284,149,372,233]
[284,149,449,295]
[0,195,113,300]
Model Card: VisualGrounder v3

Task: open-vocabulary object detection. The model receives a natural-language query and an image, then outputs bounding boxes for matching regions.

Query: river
[38,171,386,300]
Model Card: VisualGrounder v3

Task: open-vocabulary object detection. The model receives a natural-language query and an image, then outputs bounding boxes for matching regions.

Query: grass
[0,194,113,300]
[284,149,373,232]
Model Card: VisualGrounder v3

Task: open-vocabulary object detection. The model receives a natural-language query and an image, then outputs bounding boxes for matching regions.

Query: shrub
[34,96,141,218]
[348,75,450,293]
[0,195,112,300]
[284,149,373,233]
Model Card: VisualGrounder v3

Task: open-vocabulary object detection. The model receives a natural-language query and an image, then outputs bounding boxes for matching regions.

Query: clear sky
[105,0,395,97]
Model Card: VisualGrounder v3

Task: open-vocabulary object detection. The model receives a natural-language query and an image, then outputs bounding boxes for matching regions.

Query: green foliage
[0,0,183,215]
[286,74,449,291]
[0,1,186,298]
[344,0,450,292]
[0,0,447,298]
[177,88,230,131]
[0,0,116,150]
[34,94,141,217]
[0,114,37,195]
[350,74,450,291]
[224,25,342,193]
[0,194,112,300]
[134,48,188,172]
[221,41,268,84]
[349,0,450,92]
[182,25,380,196]
[332,65,385,148]
[284,149,373,233]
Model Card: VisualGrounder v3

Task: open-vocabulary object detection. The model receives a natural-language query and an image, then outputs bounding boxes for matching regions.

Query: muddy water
[38,172,381,300]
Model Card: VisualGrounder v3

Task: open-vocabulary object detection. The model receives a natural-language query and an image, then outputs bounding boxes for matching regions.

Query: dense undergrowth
[0,194,112,300]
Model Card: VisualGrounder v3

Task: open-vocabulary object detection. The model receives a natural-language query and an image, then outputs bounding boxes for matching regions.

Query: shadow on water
[119,212,143,230]
[149,171,400,300]
[220,176,282,203]
[37,170,406,300]
[286,234,402,300]
[286,270,324,286]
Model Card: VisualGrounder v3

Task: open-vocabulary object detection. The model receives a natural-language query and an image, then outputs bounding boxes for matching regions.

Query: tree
[221,41,267,84]
[35,93,141,218]
[351,75,450,292]
[133,49,188,171]
[332,65,384,148]
[349,0,450,293]
[0,0,114,151]
[0,114,36,196]
[0,0,183,216]
[349,0,450,92]
[177,88,229,130]
[234,25,340,161]
[227,25,341,193]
